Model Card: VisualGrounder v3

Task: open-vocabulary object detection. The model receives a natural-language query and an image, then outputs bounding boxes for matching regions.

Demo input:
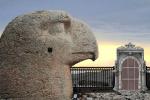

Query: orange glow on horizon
[74,41,150,67]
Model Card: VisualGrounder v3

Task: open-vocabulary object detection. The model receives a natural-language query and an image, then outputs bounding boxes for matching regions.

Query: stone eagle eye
[48,47,53,53]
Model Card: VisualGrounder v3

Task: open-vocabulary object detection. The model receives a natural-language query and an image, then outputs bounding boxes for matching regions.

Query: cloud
[93,31,150,43]
[91,20,150,34]
[85,1,150,37]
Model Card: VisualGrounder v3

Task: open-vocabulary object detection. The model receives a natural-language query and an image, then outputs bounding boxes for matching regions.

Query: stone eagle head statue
[0,11,98,100]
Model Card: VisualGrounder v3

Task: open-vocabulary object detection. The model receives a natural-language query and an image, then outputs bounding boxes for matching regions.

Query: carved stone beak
[72,49,98,62]
[91,51,97,61]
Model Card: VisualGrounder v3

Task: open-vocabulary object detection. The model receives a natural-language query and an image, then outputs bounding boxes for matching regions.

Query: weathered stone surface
[0,10,98,100]
[75,91,150,100]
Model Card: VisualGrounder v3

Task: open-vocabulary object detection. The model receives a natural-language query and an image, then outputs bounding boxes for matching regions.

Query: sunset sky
[0,0,150,66]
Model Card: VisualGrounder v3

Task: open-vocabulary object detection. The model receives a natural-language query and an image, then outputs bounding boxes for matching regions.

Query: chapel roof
[117,42,143,51]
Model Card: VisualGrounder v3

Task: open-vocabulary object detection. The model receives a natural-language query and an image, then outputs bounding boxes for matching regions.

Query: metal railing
[146,66,150,89]
[71,67,115,92]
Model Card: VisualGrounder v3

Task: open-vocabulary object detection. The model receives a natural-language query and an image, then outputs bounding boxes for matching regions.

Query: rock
[144,93,150,100]
[113,95,125,100]
[74,91,150,100]
[86,98,93,100]
[0,10,98,100]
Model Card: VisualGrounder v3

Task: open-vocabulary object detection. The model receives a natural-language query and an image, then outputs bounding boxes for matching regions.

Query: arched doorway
[121,57,139,90]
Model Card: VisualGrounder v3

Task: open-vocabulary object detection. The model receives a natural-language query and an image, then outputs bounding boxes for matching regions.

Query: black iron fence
[71,67,115,92]
[146,66,150,89]
[71,66,150,93]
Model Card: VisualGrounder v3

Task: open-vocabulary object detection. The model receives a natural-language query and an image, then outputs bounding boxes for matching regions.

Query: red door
[121,58,139,90]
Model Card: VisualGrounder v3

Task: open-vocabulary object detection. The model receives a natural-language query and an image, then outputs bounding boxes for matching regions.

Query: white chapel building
[113,43,147,91]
